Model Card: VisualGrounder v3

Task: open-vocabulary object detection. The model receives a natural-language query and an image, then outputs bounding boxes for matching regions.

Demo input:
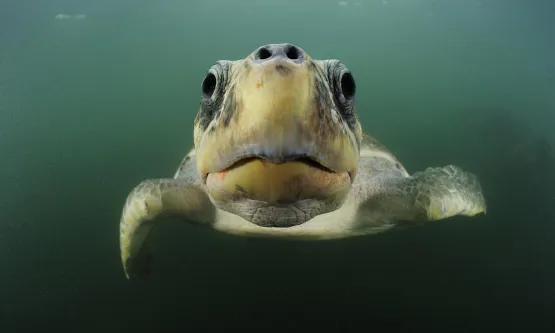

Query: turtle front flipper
[361,165,487,224]
[119,179,215,280]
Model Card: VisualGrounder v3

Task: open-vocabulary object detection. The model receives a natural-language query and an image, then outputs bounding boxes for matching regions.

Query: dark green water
[1,0,554,331]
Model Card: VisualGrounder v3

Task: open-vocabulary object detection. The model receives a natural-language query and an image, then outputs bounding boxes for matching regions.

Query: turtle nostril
[252,44,306,64]
[255,47,272,60]
[284,44,300,60]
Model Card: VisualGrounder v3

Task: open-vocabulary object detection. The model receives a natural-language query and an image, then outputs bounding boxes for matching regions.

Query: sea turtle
[119,43,487,279]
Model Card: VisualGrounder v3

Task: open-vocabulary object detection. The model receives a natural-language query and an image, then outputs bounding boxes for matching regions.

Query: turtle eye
[201,72,217,99]
[322,60,357,127]
[340,71,355,101]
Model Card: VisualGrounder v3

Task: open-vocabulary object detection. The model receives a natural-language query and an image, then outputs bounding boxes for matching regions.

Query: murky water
[1,0,554,331]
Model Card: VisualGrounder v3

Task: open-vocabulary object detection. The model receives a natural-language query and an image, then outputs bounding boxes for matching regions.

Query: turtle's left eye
[322,60,357,127]
[201,72,217,99]
[340,71,356,101]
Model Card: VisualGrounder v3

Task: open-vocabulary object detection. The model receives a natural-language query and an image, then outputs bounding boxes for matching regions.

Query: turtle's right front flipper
[119,179,215,280]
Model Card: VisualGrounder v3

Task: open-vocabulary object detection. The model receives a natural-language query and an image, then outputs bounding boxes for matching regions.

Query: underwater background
[1,0,554,331]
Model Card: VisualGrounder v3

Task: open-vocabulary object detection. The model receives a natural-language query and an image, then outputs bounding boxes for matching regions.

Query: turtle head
[193,43,362,227]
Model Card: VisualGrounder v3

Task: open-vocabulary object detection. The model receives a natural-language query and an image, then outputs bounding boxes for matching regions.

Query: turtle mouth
[203,152,353,206]
[202,154,352,182]
[225,155,333,172]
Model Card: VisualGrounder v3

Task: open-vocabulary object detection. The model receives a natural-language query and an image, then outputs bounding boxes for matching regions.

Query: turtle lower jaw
[202,152,354,227]
[203,156,352,212]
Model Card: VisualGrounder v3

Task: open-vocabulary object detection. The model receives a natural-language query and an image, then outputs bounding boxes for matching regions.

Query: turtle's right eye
[201,72,217,99]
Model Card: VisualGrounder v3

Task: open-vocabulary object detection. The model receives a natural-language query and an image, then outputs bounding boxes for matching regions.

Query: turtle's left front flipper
[119,179,215,280]
[363,165,487,224]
